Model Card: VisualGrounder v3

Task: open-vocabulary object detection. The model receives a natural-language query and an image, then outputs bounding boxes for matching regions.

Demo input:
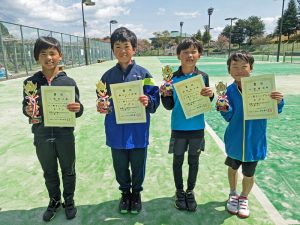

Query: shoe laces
[121,192,131,203]
[228,195,239,206]
[238,197,248,210]
[131,192,141,203]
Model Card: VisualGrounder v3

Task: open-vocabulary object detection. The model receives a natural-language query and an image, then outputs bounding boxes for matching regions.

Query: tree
[213,35,229,52]
[202,27,211,45]
[0,23,9,37]
[275,0,298,39]
[244,16,265,44]
[137,39,151,55]
[193,29,202,42]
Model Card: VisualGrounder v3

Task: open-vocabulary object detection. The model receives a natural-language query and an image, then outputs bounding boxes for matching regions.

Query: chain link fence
[0,20,111,80]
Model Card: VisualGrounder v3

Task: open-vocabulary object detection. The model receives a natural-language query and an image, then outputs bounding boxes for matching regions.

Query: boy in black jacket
[22,37,83,222]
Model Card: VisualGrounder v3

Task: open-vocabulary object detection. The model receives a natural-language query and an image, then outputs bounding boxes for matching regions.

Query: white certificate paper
[241,75,278,120]
[173,75,212,119]
[41,86,76,127]
[110,80,146,124]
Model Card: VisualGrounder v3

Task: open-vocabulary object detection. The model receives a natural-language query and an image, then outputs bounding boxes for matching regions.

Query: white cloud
[96,0,135,6]
[157,8,166,15]
[95,6,130,19]
[174,11,201,19]
[262,17,279,34]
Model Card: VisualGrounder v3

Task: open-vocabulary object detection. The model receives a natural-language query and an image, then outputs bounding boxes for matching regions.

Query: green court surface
[0,56,299,225]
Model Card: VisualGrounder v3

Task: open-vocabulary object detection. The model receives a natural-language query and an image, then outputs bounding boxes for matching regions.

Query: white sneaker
[226,194,239,214]
[238,196,250,218]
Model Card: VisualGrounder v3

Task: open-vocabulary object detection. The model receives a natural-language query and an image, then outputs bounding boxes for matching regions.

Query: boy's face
[177,45,200,68]
[38,47,62,70]
[229,59,252,82]
[113,41,136,64]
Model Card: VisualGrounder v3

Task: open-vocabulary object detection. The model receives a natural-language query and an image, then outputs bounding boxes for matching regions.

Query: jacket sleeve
[75,84,84,118]
[278,99,284,113]
[143,75,160,114]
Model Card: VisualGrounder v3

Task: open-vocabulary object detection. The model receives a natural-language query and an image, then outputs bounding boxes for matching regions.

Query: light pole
[225,17,238,57]
[110,20,118,60]
[277,0,285,62]
[207,7,214,55]
[180,21,184,42]
[81,0,95,66]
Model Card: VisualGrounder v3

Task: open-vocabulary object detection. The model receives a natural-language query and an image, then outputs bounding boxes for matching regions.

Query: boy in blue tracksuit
[96,27,160,214]
[217,51,284,218]
[161,38,214,212]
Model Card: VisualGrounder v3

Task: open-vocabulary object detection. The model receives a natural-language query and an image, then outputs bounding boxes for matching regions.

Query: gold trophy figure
[215,81,229,111]
[96,80,112,114]
[24,81,42,124]
[161,65,173,97]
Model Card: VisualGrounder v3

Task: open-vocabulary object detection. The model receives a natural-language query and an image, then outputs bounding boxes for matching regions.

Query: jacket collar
[175,66,201,78]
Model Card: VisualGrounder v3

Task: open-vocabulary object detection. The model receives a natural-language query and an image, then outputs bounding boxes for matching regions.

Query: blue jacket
[161,66,213,131]
[100,61,160,149]
[221,82,284,162]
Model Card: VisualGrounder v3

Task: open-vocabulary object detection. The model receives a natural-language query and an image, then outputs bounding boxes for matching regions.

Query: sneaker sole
[130,210,140,214]
[43,205,61,222]
[238,213,250,218]
[227,209,238,215]
[120,209,129,214]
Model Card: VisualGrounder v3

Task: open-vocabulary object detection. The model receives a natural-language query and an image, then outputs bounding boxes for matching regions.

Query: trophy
[161,65,173,97]
[96,80,112,114]
[24,81,42,124]
[215,81,229,111]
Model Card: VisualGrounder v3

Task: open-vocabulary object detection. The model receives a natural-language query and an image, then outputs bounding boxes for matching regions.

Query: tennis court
[0,56,299,225]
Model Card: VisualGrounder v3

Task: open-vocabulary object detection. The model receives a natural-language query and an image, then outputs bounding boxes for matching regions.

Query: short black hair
[176,38,203,55]
[33,36,61,61]
[227,51,254,72]
[110,27,137,49]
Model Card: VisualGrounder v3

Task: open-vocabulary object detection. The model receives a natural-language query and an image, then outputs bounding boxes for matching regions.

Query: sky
[0,0,294,41]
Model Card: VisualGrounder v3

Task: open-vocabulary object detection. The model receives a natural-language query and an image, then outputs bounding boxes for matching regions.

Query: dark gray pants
[35,137,76,201]
[111,148,147,193]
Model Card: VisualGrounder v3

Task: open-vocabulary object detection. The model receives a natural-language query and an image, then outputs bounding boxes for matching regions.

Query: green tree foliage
[0,23,9,36]
[202,27,211,45]
[275,0,298,39]
[193,29,202,42]
[221,16,265,46]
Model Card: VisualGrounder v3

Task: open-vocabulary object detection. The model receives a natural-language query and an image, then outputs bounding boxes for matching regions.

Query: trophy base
[30,116,42,124]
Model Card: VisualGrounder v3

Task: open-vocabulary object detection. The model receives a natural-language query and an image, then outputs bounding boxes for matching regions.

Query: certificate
[110,80,146,124]
[241,75,278,120]
[173,75,212,119]
[41,86,76,127]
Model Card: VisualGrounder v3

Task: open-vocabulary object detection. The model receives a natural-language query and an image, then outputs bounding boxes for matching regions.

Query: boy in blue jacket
[161,38,214,212]
[217,51,284,218]
[97,27,160,214]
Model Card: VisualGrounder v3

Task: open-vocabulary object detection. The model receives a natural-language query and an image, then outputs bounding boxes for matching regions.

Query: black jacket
[22,71,84,140]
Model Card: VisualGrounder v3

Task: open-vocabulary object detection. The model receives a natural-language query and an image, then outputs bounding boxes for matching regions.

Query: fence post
[20,25,28,75]
[0,23,9,79]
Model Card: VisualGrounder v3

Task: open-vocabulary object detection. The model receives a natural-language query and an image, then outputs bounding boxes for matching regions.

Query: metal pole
[180,21,184,43]
[110,22,113,60]
[81,2,88,65]
[277,0,285,62]
[229,19,233,57]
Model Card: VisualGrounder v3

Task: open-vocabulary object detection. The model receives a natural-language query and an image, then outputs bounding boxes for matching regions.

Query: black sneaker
[175,190,187,210]
[43,198,61,222]
[119,191,131,214]
[63,199,77,220]
[186,190,197,211]
[131,192,142,214]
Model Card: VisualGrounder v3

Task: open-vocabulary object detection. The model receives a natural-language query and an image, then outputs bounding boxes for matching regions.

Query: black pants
[111,148,147,193]
[173,154,200,191]
[35,137,76,201]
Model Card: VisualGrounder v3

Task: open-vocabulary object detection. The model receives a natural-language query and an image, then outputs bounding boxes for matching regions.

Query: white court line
[205,122,299,225]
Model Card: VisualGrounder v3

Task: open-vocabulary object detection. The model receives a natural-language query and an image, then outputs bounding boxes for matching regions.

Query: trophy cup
[24,81,42,124]
[161,65,173,97]
[96,80,112,114]
[215,81,229,111]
